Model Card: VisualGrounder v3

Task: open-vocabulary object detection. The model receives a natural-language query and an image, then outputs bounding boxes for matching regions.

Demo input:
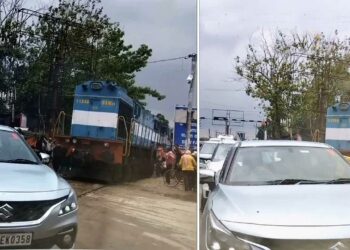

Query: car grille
[0,197,67,222]
[241,237,350,250]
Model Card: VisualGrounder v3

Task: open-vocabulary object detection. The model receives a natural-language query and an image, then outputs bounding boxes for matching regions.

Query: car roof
[239,140,331,148]
[204,140,220,144]
[218,139,238,144]
[0,125,15,132]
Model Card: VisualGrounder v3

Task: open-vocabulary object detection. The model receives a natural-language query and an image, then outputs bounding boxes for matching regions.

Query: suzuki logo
[0,204,13,221]
[329,242,349,250]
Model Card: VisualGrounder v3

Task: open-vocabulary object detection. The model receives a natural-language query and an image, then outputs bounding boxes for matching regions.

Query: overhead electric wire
[148,55,192,64]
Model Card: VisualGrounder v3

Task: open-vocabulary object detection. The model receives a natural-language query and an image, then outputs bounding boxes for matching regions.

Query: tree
[156,113,169,126]
[295,32,350,141]
[235,31,307,139]
[13,0,164,132]
[236,31,350,141]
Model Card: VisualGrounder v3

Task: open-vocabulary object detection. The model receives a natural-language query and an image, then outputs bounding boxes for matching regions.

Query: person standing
[174,145,183,167]
[179,150,197,191]
[153,145,165,177]
[165,148,176,184]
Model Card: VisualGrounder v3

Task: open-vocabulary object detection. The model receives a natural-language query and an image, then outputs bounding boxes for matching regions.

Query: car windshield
[200,142,217,155]
[212,143,235,162]
[226,146,350,185]
[0,130,38,164]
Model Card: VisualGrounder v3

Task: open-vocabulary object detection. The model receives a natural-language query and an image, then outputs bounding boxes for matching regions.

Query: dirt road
[70,178,197,250]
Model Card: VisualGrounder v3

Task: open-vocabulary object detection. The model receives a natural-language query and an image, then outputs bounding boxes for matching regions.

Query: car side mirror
[39,152,50,164]
[202,183,211,198]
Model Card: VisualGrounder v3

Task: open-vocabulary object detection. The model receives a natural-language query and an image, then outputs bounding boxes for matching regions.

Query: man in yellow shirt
[179,150,197,191]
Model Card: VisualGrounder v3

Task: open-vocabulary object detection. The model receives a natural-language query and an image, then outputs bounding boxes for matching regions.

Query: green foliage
[0,0,164,131]
[236,31,350,140]
[156,113,169,126]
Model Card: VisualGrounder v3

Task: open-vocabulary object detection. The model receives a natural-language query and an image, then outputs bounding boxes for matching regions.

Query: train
[325,102,350,156]
[52,80,171,182]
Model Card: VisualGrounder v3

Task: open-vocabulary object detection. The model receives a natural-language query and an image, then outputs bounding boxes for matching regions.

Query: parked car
[0,125,78,249]
[200,138,238,211]
[200,135,238,169]
[201,140,350,250]
[199,138,220,169]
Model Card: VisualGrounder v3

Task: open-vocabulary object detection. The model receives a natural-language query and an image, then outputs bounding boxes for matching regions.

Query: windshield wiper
[1,159,38,165]
[326,178,350,184]
[266,179,326,185]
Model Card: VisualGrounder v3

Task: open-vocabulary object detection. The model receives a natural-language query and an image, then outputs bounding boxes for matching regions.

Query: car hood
[0,163,70,201]
[207,160,224,172]
[213,184,350,227]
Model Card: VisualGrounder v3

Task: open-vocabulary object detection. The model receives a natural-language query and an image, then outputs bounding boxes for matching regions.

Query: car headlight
[58,191,78,216]
[206,210,267,250]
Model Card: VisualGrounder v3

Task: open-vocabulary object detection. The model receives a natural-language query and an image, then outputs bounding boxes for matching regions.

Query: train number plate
[0,233,32,246]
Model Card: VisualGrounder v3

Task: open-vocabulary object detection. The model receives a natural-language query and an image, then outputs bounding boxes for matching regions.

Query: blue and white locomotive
[53,80,171,182]
[325,102,350,156]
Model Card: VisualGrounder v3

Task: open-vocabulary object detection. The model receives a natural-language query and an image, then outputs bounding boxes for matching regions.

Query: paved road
[69,178,196,250]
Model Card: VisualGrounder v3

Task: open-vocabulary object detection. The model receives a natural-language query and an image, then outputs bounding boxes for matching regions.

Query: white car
[200,135,238,169]
[199,140,220,169]
[200,139,238,211]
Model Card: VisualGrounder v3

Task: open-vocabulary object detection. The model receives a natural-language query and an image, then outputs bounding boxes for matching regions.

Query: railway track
[68,180,107,198]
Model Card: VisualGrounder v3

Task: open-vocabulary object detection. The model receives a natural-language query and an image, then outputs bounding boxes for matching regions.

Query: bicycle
[163,167,183,187]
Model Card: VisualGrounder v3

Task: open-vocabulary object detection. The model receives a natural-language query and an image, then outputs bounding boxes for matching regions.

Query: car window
[226,146,350,185]
[212,143,235,162]
[200,142,217,155]
[0,131,38,163]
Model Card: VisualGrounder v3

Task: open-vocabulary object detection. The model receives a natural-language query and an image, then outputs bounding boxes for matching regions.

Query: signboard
[174,106,197,150]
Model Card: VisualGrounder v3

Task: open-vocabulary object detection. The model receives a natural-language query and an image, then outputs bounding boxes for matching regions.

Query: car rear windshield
[226,146,350,185]
[200,142,217,155]
[0,131,38,163]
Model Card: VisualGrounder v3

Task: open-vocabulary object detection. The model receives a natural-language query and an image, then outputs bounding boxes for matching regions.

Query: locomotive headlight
[104,142,109,148]
[72,138,77,144]
[59,191,78,216]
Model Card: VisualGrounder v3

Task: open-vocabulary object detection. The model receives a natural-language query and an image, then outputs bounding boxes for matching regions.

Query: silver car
[0,126,78,249]
[201,140,350,250]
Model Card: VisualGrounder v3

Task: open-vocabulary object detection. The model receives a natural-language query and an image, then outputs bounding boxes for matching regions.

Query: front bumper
[0,202,78,249]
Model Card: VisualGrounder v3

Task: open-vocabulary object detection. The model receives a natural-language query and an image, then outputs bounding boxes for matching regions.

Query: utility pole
[185,53,197,149]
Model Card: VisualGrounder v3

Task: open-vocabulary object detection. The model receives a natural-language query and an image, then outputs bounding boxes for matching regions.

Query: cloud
[200,0,350,138]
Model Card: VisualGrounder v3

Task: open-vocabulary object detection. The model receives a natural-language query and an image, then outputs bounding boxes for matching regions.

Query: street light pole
[185,53,197,149]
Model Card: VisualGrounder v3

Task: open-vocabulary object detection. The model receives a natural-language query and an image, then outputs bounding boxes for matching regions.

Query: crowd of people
[154,145,197,192]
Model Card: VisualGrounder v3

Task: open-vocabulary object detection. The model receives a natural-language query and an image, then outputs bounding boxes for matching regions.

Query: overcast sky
[200,0,350,139]
[28,0,196,126]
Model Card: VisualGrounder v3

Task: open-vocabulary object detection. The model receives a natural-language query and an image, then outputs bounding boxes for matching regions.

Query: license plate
[0,233,32,246]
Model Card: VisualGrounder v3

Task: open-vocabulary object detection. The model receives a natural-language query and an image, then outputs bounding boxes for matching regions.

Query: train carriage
[325,102,350,156]
[53,80,170,182]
